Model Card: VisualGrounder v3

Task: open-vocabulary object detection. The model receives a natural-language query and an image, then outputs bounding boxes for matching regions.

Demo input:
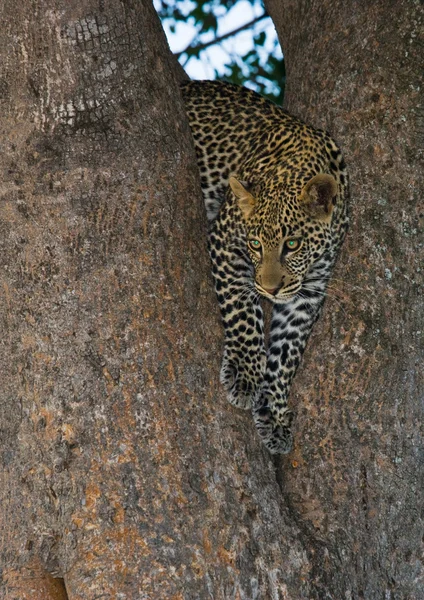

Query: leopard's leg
[253,258,334,453]
[209,230,266,410]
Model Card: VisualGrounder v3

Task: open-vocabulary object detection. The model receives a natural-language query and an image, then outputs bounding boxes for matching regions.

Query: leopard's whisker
[300,287,349,316]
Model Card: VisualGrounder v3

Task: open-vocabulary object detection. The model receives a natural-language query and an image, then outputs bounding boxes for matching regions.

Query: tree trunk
[0,1,306,599]
[264,0,423,597]
[1,0,422,599]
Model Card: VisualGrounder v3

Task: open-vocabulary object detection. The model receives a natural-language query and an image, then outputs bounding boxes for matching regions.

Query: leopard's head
[229,173,338,302]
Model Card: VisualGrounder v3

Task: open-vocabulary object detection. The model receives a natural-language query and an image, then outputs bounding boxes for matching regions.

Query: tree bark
[264,0,423,597]
[1,0,422,599]
[0,1,306,599]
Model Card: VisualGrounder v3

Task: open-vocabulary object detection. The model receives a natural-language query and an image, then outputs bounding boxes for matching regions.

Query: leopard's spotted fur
[182,81,349,454]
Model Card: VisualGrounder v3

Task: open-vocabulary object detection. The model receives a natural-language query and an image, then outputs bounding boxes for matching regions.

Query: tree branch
[176,12,269,58]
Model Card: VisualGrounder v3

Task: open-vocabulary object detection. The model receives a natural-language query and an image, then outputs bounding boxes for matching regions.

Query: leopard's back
[181,80,348,230]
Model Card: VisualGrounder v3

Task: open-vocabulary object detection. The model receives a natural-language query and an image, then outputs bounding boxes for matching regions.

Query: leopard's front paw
[252,391,294,454]
[220,359,258,410]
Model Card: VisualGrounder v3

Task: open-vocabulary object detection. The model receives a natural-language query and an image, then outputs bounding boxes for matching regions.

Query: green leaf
[253,31,266,46]
[158,0,285,103]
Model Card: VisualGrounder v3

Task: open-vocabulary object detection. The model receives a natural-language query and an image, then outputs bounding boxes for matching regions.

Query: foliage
[156,0,285,104]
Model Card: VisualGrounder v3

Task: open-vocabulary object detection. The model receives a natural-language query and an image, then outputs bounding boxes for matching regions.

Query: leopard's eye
[248,239,262,252]
[285,238,302,252]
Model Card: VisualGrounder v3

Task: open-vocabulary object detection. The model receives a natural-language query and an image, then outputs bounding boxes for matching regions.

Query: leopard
[181,80,349,454]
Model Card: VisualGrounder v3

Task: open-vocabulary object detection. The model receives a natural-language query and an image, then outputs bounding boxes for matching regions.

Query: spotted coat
[182,81,349,454]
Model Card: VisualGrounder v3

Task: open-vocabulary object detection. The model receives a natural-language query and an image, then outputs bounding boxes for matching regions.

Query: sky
[156,0,282,81]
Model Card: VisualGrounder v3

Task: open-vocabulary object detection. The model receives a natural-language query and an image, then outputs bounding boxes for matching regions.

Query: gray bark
[265,0,424,597]
[0,0,422,599]
[0,1,305,599]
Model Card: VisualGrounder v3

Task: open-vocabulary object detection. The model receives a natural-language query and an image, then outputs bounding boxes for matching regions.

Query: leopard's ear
[229,176,256,219]
[300,174,338,221]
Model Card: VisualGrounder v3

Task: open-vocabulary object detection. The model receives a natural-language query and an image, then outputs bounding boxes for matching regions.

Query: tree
[0,1,422,600]
[264,0,423,596]
[157,0,286,103]
[0,1,300,598]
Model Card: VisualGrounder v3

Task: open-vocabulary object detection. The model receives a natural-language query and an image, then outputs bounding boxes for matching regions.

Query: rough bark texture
[264,0,423,597]
[0,1,307,599]
[1,0,422,599]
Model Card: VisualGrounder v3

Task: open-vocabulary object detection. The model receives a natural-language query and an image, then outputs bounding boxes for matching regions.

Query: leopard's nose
[263,286,279,295]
